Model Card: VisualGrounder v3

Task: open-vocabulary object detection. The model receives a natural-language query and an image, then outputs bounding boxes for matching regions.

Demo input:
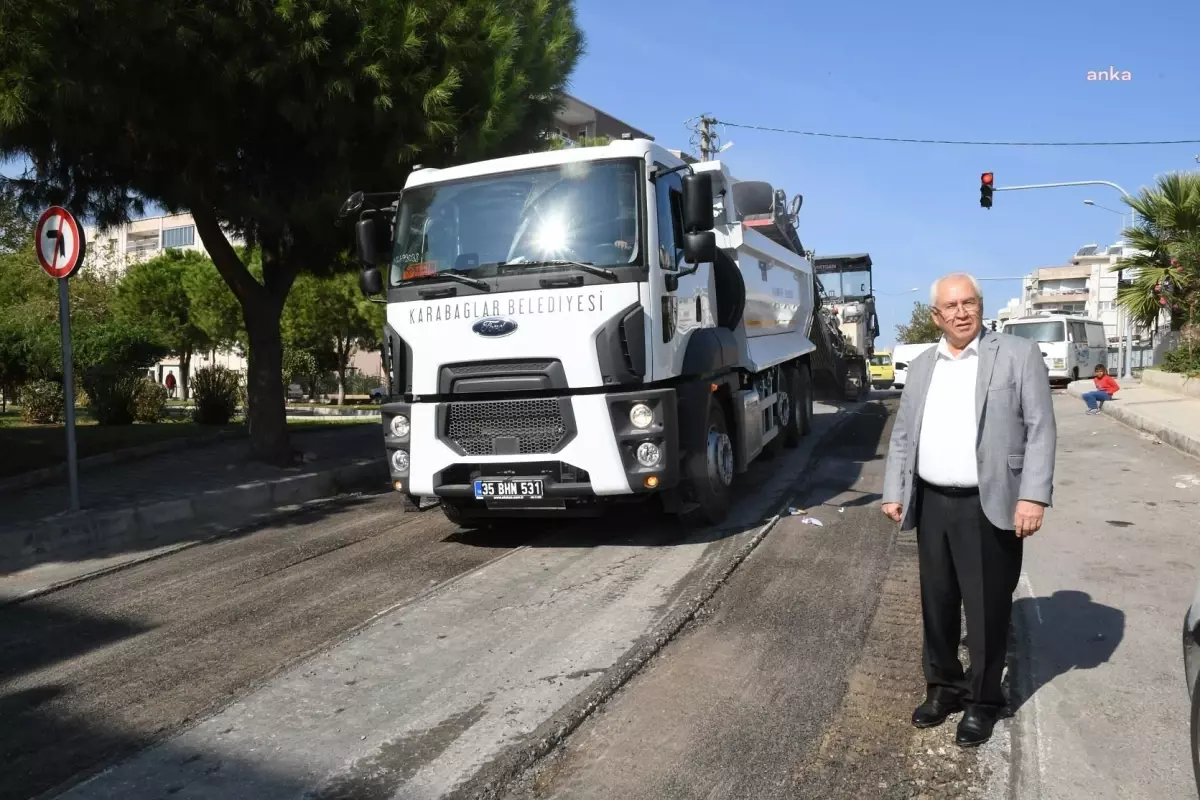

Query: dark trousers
[916,481,1023,710]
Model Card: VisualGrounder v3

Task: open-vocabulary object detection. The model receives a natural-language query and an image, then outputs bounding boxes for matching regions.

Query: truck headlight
[636,441,661,467]
[390,449,410,473]
[629,403,654,429]
[389,414,410,438]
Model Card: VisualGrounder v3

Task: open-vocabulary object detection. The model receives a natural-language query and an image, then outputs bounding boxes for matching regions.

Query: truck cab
[344,139,828,527]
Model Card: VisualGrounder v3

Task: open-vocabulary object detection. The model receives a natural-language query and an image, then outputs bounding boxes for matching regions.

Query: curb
[447,401,877,800]
[1066,381,1200,460]
[0,458,388,579]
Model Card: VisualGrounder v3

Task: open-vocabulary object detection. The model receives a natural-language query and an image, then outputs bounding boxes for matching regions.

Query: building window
[162,225,195,249]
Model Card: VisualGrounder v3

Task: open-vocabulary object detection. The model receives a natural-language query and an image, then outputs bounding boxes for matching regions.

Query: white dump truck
[343,138,857,526]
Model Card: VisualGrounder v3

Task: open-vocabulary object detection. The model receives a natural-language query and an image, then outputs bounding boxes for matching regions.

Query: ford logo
[472,317,518,337]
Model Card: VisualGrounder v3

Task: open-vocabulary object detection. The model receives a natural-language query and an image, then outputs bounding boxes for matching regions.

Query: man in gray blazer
[882,272,1056,747]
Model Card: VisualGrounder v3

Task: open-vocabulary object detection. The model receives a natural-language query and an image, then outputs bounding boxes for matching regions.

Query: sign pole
[35,206,86,513]
[58,276,80,511]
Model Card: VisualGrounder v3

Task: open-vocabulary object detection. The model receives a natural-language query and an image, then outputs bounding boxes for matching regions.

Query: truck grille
[444,398,569,456]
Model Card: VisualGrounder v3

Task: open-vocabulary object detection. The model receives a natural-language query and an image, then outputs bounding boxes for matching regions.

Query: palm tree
[1112,172,1200,339]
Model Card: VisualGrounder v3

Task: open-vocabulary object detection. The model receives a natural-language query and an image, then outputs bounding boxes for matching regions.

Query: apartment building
[549,93,654,147]
[83,212,243,276]
[1018,241,1149,342]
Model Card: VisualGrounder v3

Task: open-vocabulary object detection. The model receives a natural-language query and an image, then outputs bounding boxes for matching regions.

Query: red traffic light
[981,172,994,186]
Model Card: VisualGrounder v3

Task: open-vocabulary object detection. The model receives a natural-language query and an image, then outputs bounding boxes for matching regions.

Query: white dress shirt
[918,334,981,488]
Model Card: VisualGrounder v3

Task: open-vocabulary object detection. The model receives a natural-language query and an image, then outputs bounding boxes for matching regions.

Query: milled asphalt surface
[1009,393,1200,800]
[1,494,517,800]
[3,402,853,800]
[502,400,901,799]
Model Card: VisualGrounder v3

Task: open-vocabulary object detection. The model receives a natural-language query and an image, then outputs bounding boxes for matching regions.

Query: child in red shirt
[1082,364,1119,414]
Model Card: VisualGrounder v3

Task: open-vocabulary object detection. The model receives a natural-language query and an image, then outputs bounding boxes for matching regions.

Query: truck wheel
[793,363,814,441]
[684,400,734,526]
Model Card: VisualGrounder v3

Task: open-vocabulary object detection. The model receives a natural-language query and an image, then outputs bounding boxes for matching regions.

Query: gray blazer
[882,331,1057,531]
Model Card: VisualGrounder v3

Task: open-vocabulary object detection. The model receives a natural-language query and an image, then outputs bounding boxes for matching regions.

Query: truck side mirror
[684,231,716,265]
[682,173,714,232]
[356,218,378,266]
[359,267,384,296]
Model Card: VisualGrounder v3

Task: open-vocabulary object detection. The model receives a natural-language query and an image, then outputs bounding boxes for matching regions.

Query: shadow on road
[0,603,152,684]
[1008,590,1125,714]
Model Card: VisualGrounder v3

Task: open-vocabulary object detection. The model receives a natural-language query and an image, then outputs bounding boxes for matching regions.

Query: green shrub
[84,372,142,425]
[19,380,64,424]
[133,379,168,423]
[192,365,242,425]
[1162,346,1200,375]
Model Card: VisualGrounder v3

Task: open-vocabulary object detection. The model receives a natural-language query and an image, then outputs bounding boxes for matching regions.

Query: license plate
[474,479,544,500]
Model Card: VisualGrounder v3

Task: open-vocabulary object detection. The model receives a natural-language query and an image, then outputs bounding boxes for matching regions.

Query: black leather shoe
[911,688,964,728]
[955,706,997,747]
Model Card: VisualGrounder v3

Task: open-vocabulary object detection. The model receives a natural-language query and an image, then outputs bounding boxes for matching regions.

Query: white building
[1018,241,1159,342]
[83,211,242,275]
[996,298,1022,324]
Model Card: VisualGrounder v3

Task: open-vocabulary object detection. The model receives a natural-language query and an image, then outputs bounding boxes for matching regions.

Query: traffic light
[980,172,994,209]
[990,320,997,332]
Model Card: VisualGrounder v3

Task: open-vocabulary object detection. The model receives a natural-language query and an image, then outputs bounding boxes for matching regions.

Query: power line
[713,119,1200,147]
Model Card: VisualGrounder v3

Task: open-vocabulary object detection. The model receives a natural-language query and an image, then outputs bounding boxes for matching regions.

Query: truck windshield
[870,355,891,366]
[1005,321,1065,343]
[390,159,642,285]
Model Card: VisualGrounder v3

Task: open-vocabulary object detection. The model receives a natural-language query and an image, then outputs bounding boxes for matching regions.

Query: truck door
[651,165,711,382]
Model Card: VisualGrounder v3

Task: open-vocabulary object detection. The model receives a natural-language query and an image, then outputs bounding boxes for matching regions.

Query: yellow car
[869,351,895,389]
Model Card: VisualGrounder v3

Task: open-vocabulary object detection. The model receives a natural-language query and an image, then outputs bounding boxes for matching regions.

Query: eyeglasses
[933,297,980,316]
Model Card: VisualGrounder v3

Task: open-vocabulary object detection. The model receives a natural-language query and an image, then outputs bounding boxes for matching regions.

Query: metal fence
[1106,331,1182,374]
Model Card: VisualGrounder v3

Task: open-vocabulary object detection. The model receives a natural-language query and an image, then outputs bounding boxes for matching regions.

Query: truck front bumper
[380,387,680,503]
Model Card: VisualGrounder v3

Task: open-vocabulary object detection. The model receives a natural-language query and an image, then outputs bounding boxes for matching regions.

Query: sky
[568,0,1200,347]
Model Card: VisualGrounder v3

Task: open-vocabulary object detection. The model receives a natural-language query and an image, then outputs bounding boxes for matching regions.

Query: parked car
[369,386,387,402]
[891,342,938,389]
[1182,577,1200,795]
[869,351,895,389]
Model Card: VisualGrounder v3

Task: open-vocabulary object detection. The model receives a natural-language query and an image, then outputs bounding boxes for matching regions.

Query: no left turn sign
[35,206,86,279]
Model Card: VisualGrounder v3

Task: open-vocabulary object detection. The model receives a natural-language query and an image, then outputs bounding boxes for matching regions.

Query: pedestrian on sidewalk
[1081,364,1119,415]
[880,273,1057,748]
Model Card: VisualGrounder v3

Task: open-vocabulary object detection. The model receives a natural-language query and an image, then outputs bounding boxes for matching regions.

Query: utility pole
[699,115,716,161]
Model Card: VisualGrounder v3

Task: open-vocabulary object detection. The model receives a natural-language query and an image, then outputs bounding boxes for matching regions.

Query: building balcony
[1030,289,1088,304]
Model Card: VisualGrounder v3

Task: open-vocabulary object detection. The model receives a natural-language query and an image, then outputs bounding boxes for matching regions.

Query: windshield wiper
[401,270,490,292]
[501,259,619,282]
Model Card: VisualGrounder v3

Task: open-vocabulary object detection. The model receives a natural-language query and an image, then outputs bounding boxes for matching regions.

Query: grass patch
[0,412,376,480]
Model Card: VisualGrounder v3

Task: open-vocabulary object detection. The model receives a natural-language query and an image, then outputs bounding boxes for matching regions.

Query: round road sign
[34,207,86,279]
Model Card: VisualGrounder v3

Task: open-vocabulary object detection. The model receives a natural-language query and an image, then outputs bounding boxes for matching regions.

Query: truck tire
[765,364,801,457]
[792,362,814,442]
[684,399,734,526]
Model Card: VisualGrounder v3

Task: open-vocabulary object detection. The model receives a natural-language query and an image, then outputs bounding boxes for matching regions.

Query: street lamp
[1083,200,1136,379]
[1083,199,1130,234]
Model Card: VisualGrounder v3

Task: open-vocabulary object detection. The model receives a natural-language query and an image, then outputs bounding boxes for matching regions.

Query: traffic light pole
[994,179,1136,381]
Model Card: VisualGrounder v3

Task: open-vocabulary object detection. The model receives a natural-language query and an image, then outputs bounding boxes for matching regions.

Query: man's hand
[882,502,903,523]
[1014,500,1045,538]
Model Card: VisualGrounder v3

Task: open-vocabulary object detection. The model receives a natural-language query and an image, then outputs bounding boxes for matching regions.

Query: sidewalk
[0,425,387,598]
[1066,377,1200,460]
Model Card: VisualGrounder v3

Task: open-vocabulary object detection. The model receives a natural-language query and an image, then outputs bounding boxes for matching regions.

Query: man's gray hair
[930,272,984,306]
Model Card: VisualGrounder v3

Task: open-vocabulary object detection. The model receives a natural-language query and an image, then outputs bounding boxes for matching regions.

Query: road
[1009,393,1200,800]
[1,401,856,800]
[5,389,1197,800]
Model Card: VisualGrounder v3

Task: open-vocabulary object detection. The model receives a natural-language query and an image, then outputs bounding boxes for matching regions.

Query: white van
[892,342,938,388]
[1002,314,1107,383]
